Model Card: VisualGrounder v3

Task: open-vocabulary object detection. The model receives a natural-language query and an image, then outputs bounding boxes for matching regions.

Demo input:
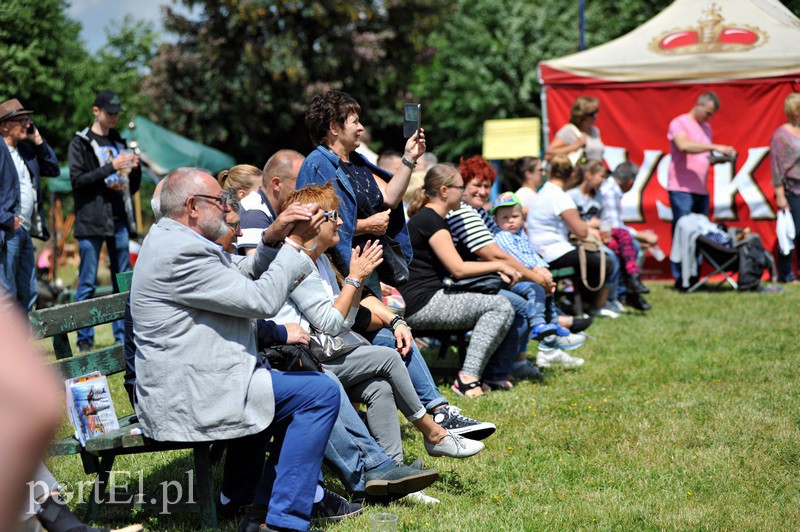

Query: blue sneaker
[531,323,558,341]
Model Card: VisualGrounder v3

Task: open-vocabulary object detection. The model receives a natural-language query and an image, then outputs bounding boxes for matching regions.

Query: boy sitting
[491,192,573,343]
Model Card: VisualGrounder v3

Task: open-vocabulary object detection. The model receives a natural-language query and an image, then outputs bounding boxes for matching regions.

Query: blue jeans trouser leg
[322,370,392,495]
[777,195,800,281]
[371,327,447,412]
[0,227,37,311]
[604,247,622,300]
[510,281,547,328]
[482,289,530,382]
[669,191,709,280]
[76,221,131,344]
[253,371,340,532]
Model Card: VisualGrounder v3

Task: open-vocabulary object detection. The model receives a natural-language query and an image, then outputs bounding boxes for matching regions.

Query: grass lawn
[43,281,800,530]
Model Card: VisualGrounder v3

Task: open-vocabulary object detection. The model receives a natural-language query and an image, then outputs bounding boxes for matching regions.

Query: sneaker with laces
[364,462,439,496]
[606,299,626,313]
[311,488,363,523]
[424,430,484,458]
[598,306,620,319]
[432,405,496,440]
[541,332,585,351]
[536,347,585,368]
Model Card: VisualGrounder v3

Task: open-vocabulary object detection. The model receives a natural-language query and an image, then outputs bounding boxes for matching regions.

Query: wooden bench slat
[116,271,133,293]
[50,436,82,456]
[51,414,139,456]
[30,292,129,339]
[51,344,126,380]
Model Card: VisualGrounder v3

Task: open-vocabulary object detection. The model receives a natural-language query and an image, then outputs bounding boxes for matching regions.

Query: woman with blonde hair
[401,164,518,397]
[545,95,604,163]
[772,92,800,282]
[217,164,261,200]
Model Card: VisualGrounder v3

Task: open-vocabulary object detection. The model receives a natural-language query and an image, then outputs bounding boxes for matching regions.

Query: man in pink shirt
[666,92,734,280]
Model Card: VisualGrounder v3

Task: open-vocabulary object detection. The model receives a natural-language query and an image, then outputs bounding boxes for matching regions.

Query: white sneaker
[536,347,585,368]
[598,306,620,319]
[541,332,585,351]
[424,430,484,458]
[606,300,626,313]
[404,490,440,504]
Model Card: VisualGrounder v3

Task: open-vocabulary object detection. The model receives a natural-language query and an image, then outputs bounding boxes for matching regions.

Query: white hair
[160,168,208,219]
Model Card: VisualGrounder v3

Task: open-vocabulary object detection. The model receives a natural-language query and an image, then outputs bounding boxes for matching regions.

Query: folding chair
[687,235,739,292]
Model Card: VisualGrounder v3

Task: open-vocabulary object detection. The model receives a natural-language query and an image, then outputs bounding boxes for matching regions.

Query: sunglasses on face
[323,210,340,222]
[226,220,241,231]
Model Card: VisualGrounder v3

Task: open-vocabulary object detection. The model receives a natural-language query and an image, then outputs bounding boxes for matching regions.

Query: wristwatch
[261,229,282,248]
[401,155,417,169]
[343,277,362,289]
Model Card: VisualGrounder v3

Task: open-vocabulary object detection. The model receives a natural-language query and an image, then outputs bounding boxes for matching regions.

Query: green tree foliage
[0,1,158,158]
[143,0,446,165]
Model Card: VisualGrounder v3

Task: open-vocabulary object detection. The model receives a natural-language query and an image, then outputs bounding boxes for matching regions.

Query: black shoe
[217,499,246,522]
[626,293,652,311]
[76,340,93,353]
[569,315,594,333]
[237,504,268,532]
[364,461,439,496]
[311,488,363,523]
[36,493,143,531]
[432,404,496,440]
[629,274,650,294]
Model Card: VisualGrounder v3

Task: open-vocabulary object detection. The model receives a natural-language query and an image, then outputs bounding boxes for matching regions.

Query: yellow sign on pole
[482,117,541,160]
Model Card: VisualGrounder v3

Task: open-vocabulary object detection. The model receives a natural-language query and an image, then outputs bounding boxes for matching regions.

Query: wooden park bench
[29,271,218,529]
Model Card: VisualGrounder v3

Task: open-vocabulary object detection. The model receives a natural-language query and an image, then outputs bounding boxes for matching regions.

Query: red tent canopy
[539,0,800,277]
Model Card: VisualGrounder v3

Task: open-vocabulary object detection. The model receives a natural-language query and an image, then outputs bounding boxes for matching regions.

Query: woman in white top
[272,183,483,459]
[526,156,612,310]
[545,96,604,163]
[503,156,543,219]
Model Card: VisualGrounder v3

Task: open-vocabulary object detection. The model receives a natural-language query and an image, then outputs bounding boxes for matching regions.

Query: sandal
[451,373,482,397]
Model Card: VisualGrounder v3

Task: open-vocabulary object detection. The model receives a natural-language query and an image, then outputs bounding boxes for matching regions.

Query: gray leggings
[324,345,426,462]
[406,289,515,379]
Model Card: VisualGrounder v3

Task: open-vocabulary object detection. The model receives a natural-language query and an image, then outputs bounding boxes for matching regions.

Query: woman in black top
[401,164,517,398]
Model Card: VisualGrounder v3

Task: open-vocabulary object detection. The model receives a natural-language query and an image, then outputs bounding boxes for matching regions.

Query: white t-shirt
[515,186,537,214]
[7,145,35,231]
[526,181,577,262]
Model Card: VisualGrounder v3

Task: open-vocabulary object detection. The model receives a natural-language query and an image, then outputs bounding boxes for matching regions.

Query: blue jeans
[321,370,393,495]
[76,220,131,344]
[0,227,37,311]
[253,371,340,531]
[370,328,447,412]
[604,247,622,301]
[777,195,800,282]
[510,281,563,328]
[669,191,709,280]
[482,289,530,382]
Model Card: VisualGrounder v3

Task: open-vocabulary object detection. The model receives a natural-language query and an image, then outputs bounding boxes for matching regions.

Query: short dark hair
[612,161,638,184]
[697,91,720,110]
[304,90,361,147]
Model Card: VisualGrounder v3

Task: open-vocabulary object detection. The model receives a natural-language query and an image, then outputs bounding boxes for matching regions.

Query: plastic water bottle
[648,244,666,262]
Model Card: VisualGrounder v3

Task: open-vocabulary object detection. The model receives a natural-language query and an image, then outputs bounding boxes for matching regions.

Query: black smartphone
[27,122,35,134]
[403,103,421,138]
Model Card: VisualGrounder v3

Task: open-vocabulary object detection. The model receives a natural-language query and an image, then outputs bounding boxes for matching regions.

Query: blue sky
[67,0,197,52]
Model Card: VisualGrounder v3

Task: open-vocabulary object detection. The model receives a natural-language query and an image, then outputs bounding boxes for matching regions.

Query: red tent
[539,0,800,277]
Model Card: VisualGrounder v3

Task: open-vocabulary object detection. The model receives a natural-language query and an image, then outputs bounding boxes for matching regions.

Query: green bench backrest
[30,271,133,382]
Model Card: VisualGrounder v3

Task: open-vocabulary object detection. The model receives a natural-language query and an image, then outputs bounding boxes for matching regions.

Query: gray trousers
[324,345,426,464]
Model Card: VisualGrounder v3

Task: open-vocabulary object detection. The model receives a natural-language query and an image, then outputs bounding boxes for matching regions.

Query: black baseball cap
[93,89,122,114]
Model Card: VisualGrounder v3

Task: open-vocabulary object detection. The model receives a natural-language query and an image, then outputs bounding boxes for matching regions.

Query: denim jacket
[296,146,413,269]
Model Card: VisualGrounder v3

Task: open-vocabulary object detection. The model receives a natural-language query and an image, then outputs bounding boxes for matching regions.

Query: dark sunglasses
[323,210,341,222]
[226,220,241,231]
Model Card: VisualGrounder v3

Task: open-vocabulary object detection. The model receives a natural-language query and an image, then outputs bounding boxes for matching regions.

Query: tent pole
[579,0,586,50]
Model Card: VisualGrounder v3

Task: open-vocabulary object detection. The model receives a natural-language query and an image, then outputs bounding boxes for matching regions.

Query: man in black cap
[0,99,60,311]
[68,89,141,351]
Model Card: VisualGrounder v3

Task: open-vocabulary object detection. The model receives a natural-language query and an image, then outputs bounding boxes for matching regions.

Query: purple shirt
[667,113,713,195]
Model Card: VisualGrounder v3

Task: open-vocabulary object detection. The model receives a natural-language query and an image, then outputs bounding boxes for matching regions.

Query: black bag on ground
[262,344,324,372]
[442,273,503,294]
[737,235,772,291]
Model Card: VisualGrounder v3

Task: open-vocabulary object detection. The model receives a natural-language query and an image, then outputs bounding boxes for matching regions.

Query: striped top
[446,201,496,258]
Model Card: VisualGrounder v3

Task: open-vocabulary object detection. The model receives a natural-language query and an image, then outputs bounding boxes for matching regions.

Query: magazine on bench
[65,372,120,446]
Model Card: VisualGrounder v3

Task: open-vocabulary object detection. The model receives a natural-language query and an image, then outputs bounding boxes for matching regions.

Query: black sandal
[451,373,482,397]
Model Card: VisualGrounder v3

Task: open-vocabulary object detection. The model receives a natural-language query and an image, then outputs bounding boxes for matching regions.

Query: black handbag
[262,344,324,372]
[442,273,503,294]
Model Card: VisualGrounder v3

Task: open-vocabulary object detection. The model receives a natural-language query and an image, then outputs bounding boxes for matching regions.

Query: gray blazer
[131,218,315,442]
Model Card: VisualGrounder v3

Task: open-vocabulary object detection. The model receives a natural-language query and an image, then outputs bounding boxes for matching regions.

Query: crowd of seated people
[118,89,671,532]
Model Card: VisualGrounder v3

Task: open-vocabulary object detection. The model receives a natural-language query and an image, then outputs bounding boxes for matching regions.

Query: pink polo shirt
[667,113,713,195]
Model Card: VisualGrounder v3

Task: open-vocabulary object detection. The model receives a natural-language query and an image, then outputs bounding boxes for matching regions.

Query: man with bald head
[131,167,340,531]
[239,149,305,255]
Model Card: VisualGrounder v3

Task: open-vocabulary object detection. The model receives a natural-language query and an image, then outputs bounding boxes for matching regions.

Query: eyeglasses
[323,210,340,222]
[8,116,31,125]
[193,194,227,208]
[226,220,241,231]
[446,185,466,192]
